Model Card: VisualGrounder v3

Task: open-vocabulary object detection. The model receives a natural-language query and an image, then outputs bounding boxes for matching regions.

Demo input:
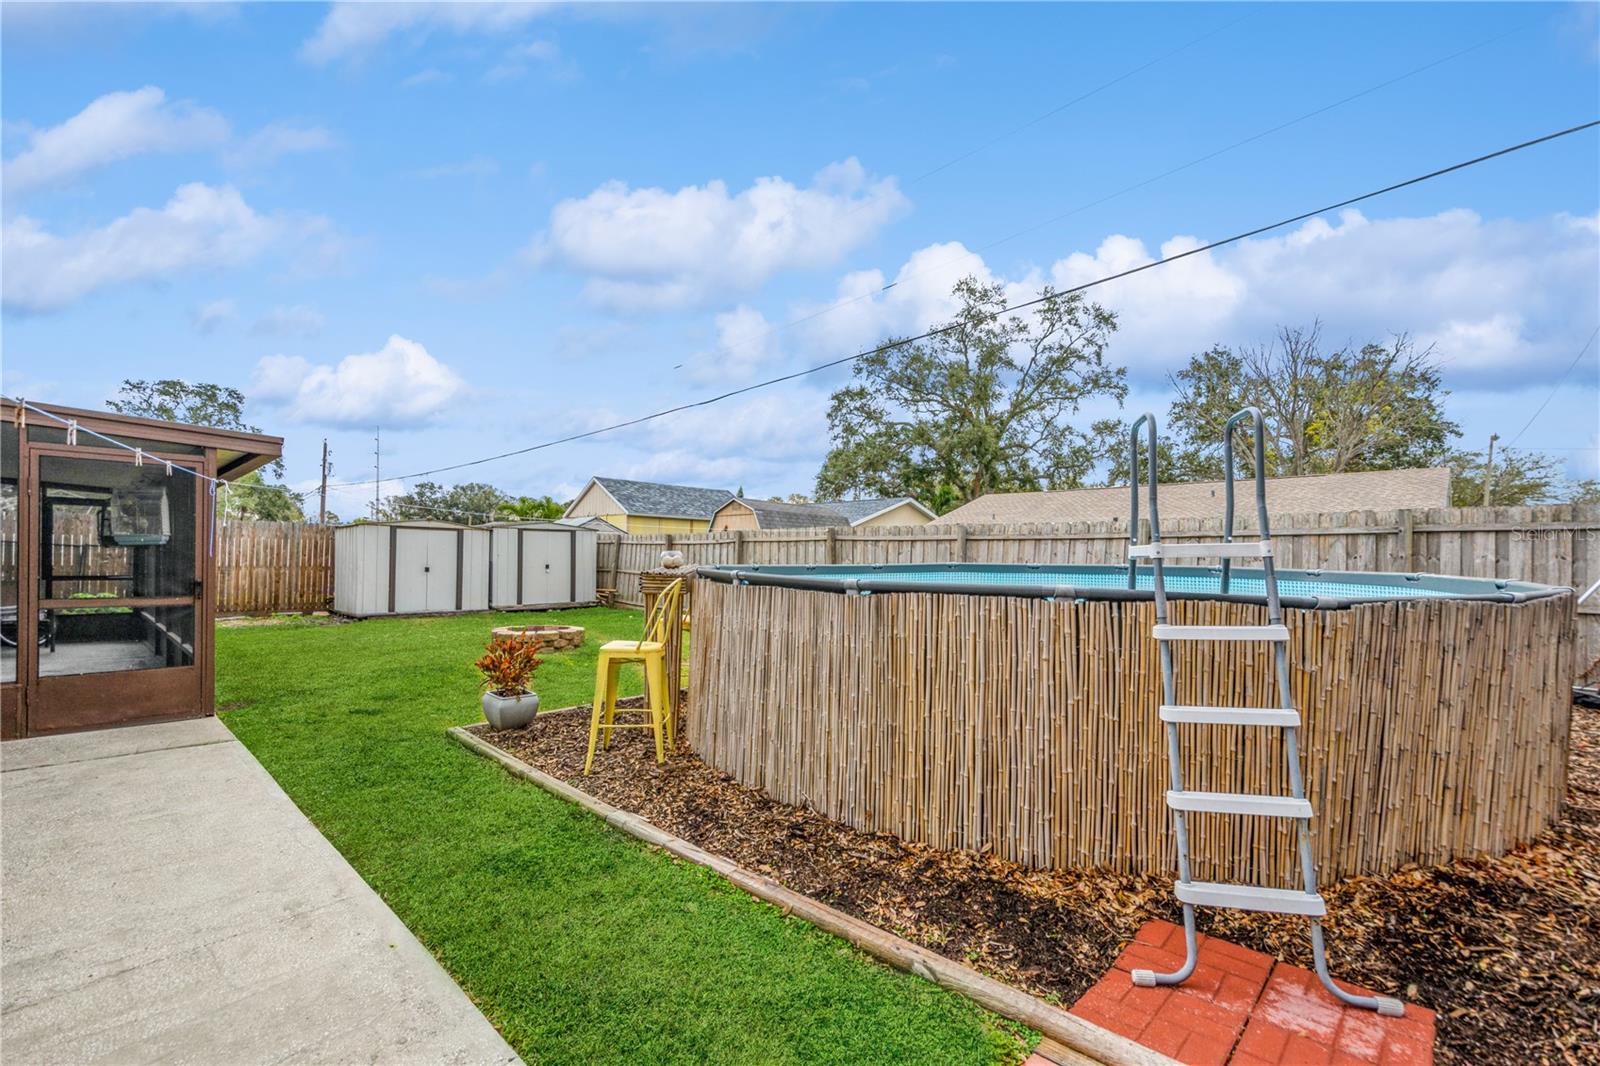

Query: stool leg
[602,660,621,750]
[660,653,676,751]
[584,656,609,775]
[646,653,666,764]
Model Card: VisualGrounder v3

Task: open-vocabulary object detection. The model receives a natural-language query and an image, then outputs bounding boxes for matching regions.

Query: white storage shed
[488,522,598,610]
[334,521,491,617]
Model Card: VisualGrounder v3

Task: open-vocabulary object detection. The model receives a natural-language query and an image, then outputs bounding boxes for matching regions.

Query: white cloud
[401,68,451,88]
[785,209,1599,388]
[251,335,467,427]
[301,2,550,64]
[224,121,336,170]
[1,183,327,313]
[2,86,227,197]
[484,38,578,83]
[683,305,785,383]
[251,305,326,338]
[530,158,910,311]
[190,298,237,334]
[656,389,831,464]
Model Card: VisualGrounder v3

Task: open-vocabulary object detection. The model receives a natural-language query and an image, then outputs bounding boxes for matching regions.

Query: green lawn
[218,608,1033,1066]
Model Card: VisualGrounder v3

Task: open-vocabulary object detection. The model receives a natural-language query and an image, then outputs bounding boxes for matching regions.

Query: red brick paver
[1065,921,1434,1066]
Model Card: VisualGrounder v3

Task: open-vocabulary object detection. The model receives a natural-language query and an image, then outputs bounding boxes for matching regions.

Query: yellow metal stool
[585,578,683,773]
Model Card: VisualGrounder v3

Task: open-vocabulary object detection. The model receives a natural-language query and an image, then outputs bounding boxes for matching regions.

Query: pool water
[702,563,1562,606]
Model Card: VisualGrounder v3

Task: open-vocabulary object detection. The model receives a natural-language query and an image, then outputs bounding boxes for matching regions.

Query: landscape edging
[447,724,1178,1066]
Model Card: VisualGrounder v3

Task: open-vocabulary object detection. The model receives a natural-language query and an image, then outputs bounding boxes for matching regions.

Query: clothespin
[164,459,174,476]
[208,482,220,556]
[66,419,78,445]
[133,447,145,467]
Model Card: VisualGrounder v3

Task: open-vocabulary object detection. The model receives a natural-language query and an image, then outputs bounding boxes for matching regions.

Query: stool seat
[599,639,664,655]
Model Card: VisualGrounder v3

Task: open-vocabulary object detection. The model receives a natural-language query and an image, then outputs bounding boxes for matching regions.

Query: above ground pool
[683,563,1574,885]
[696,562,1564,607]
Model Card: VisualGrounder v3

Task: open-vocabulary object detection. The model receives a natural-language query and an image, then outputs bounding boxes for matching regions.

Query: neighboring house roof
[575,477,734,520]
[822,497,936,525]
[937,467,1452,526]
[483,520,575,531]
[554,515,626,535]
[716,497,851,530]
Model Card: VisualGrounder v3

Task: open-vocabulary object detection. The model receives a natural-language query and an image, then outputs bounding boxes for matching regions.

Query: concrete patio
[1,717,521,1065]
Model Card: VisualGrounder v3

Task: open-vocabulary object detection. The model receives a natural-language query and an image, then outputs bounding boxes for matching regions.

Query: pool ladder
[1125,408,1403,1017]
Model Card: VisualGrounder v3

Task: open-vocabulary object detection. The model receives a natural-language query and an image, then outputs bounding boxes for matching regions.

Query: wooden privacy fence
[3,518,335,615]
[215,520,334,614]
[687,578,1573,883]
[3,516,131,600]
[598,503,1600,671]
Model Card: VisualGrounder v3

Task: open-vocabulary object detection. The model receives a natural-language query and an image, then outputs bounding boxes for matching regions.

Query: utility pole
[1481,433,1498,507]
[317,439,330,524]
[373,427,382,521]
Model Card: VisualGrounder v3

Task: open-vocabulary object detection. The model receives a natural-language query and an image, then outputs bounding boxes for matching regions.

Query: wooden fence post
[954,524,969,563]
[824,526,838,564]
[733,529,747,564]
[1397,508,1415,572]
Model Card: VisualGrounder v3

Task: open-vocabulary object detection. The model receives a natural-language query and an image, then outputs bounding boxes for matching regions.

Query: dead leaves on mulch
[474,701,1600,1065]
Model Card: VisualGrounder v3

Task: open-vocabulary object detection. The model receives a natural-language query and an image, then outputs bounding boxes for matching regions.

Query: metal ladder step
[1160,704,1300,727]
[1153,623,1289,642]
[1174,880,1327,916]
[1128,540,1272,560]
[1167,790,1313,818]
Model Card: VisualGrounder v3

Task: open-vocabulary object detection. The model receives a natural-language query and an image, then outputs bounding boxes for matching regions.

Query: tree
[496,495,566,521]
[221,470,305,521]
[816,277,1125,505]
[1447,447,1565,506]
[1100,322,1459,484]
[380,481,506,524]
[1569,479,1600,505]
[772,493,813,505]
[108,379,286,478]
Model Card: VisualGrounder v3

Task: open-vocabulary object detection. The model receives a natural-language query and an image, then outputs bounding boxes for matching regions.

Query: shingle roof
[554,515,626,534]
[823,497,928,524]
[725,498,851,530]
[936,467,1451,526]
[591,477,733,519]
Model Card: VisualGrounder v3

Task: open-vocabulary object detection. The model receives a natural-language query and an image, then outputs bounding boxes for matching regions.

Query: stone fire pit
[490,623,585,654]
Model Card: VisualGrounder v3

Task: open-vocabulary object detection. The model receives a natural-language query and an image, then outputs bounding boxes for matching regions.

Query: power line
[905,11,1255,186]
[685,17,1534,373]
[1504,325,1600,449]
[322,120,1599,491]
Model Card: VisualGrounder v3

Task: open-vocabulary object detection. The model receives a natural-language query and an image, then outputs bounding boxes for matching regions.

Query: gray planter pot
[481,690,539,730]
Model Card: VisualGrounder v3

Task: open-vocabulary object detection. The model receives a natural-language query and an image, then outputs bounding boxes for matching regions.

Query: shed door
[522,531,571,605]
[393,530,458,613]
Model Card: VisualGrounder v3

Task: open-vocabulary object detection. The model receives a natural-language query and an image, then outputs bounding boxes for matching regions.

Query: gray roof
[592,477,733,519]
[555,515,626,534]
[727,498,850,530]
[823,497,925,524]
[938,467,1452,526]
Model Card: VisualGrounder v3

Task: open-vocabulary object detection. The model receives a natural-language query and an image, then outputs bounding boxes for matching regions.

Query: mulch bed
[474,700,1600,1065]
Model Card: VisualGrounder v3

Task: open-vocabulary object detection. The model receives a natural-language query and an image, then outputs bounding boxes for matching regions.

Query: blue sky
[3,1,1597,517]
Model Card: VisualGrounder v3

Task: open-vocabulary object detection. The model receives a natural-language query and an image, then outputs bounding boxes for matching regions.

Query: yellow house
[823,497,936,528]
[564,477,734,535]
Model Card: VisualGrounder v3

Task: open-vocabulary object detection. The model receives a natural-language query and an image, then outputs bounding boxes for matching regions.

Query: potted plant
[476,635,542,729]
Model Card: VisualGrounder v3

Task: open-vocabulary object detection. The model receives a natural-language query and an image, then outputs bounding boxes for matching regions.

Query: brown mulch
[474,701,1600,1065]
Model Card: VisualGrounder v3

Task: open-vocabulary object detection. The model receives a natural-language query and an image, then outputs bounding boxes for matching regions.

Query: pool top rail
[696,562,1570,609]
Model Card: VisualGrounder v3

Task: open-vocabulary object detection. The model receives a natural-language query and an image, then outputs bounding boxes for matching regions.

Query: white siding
[488,525,598,608]
[334,523,489,616]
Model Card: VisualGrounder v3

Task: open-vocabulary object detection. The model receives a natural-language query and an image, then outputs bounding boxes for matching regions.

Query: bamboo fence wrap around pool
[686,577,1574,883]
